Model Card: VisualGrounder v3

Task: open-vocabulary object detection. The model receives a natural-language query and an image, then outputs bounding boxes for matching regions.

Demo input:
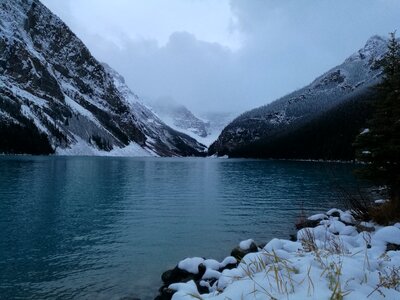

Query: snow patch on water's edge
[161,208,400,300]
[55,136,155,157]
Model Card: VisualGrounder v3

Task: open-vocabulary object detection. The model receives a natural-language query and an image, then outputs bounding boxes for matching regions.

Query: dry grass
[299,228,352,299]
[367,266,400,298]
[299,228,318,253]
[240,250,299,299]
[346,195,371,221]
[337,183,400,225]
[369,199,400,225]
[294,201,308,229]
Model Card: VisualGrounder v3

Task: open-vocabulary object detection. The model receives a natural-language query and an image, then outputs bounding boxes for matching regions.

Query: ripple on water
[0,157,357,300]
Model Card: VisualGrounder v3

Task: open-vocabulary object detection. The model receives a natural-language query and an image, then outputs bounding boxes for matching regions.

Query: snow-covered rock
[169,208,400,300]
[178,257,205,274]
[372,226,400,247]
[220,256,237,268]
[239,239,255,250]
[308,213,328,221]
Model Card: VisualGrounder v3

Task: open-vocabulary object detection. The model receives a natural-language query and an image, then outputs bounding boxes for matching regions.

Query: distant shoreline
[0,153,360,164]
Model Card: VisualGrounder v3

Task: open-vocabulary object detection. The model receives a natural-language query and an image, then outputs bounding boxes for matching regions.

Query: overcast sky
[41,0,400,114]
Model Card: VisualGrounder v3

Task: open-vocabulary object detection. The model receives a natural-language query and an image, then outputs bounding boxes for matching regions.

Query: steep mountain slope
[0,0,206,156]
[225,88,378,160]
[145,97,210,138]
[209,36,387,158]
[198,111,236,146]
[144,98,236,147]
[101,64,207,156]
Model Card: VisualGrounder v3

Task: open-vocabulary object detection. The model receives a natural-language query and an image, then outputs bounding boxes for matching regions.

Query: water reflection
[0,157,356,299]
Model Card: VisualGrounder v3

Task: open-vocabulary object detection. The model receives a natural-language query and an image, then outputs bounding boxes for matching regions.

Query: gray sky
[41,0,400,114]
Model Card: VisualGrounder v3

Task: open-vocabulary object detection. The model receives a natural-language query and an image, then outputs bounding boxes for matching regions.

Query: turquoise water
[0,156,357,299]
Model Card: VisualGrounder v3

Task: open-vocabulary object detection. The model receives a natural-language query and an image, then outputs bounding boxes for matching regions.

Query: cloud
[40,0,400,114]
[83,31,242,112]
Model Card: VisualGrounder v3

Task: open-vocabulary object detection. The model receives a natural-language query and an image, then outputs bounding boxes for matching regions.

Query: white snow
[0,1,205,158]
[239,239,255,250]
[327,208,343,215]
[375,199,388,204]
[5,83,48,108]
[20,104,49,135]
[328,220,346,234]
[202,269,221,280]
[264,238,284,252]
[340,211,356,224]
[170,281,200,298]
[220,256,237,267]
[170,208,400,300]
[154,114,219,147]
[213,36,387,156]
[0,110,19,124]
[372,226,400,247]
[203,259,221,271]
[308,213,327,221]
[361,128,370,135]
[178,257,205,274]
[109,143,153,157]
[56,136,152,157]
[64,95,99,125]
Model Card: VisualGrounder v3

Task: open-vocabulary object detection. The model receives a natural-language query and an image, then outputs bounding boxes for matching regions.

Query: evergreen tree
[354,32,400,203]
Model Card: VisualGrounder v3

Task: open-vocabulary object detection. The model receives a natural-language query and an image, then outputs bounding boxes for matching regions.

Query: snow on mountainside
[0,0,206,156]
[101,64,207,156]
[209,35,388,156]
[144,98,235,147]
[199,111,236,147]
[145,97,210,138]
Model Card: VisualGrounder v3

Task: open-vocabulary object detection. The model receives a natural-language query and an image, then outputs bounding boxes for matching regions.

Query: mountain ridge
[0,0,206,156]
[209,35,388,158]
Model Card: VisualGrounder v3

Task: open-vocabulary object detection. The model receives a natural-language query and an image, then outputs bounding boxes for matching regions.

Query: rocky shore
[155,207,400,300]
[155,239,261,300]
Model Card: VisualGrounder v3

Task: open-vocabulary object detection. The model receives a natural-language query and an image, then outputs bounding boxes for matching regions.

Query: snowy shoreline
[273,157,360,165]
[156,208,400,300]
[0,152,363,164]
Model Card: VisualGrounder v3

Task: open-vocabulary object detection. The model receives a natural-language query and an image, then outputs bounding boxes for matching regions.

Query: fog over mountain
[41,0,400,115]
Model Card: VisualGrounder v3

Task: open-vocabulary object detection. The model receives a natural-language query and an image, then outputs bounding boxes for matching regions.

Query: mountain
[198,111,236,146]
[0,0,206,156]
[220,89,378,160]
[145,97,210,138]
[144,97,235,147]
[209,35,388,159]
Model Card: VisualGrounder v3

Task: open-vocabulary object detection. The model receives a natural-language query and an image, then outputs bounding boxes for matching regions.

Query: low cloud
[41,0,400,114]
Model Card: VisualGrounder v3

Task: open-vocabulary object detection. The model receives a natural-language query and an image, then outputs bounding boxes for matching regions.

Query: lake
[0,156,358,299]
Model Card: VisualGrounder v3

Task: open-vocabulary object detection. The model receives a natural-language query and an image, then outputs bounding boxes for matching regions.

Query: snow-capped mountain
[209,35,388,156]
[198,111,236,146]
[145,97,210,138]
[0,0,206,156]
[144,97,235,147]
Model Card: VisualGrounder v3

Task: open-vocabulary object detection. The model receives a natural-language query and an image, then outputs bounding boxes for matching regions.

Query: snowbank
[55,136,154,157]
[164,208,400,300]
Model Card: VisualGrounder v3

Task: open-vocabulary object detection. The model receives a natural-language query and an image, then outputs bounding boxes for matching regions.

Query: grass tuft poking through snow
[170,208,400,300]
